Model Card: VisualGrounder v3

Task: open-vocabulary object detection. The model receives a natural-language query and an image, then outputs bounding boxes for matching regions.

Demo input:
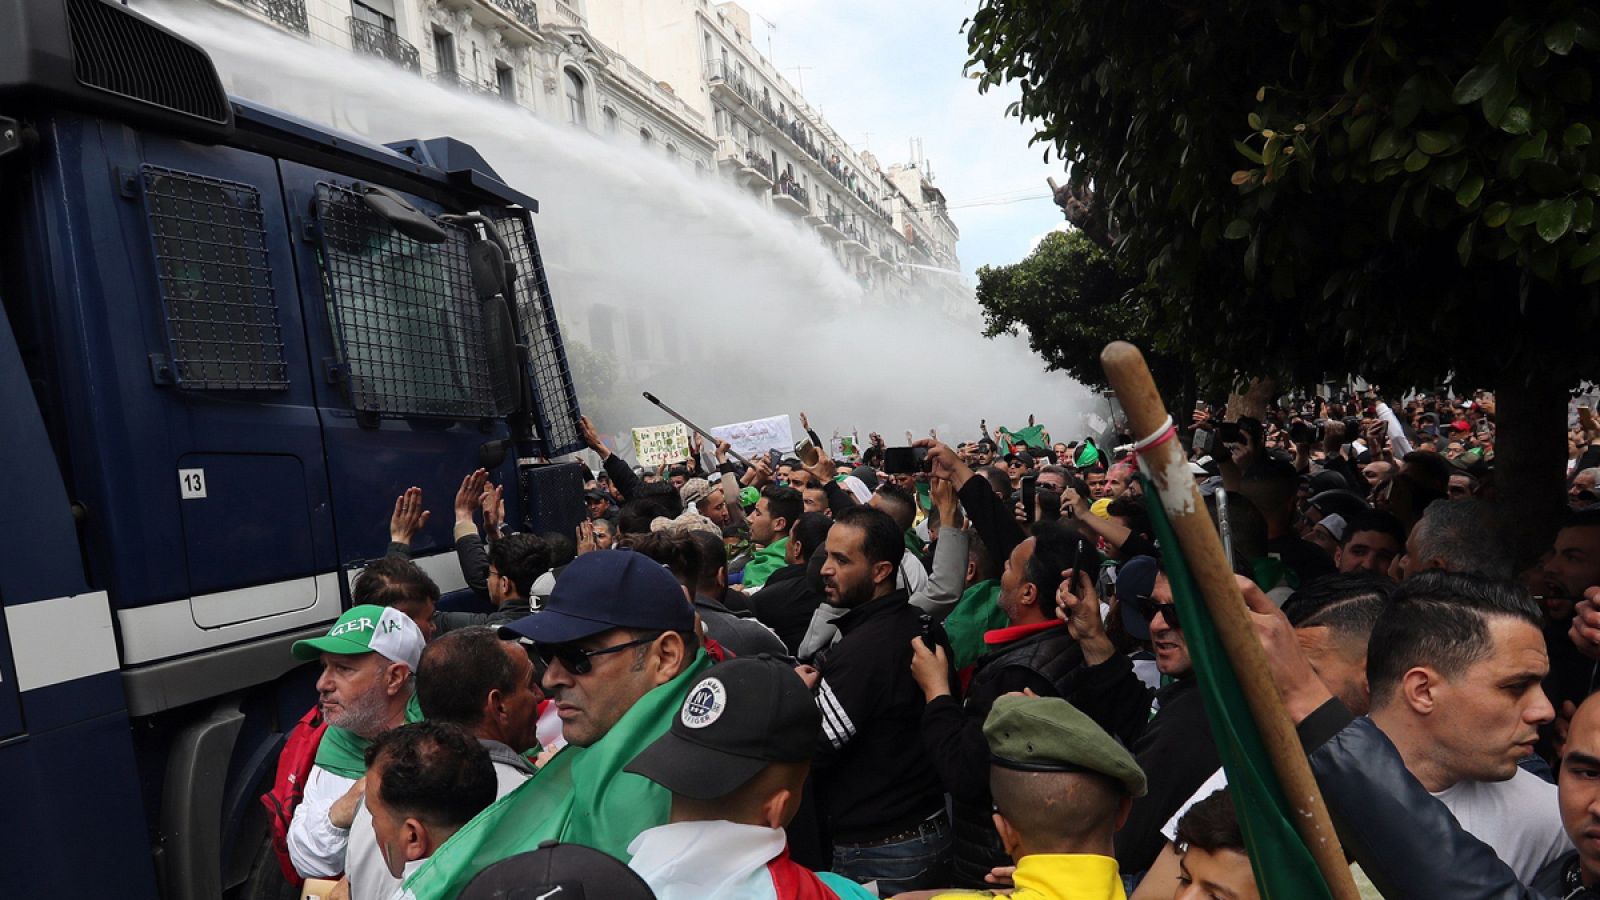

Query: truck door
[276,160,518,582]
[105,136,337,658]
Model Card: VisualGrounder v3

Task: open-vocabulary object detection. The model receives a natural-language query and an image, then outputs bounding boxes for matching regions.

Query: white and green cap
[291,604,424,671]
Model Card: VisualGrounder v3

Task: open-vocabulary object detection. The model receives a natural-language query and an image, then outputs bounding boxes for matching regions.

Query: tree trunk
[1492,368,1570,571]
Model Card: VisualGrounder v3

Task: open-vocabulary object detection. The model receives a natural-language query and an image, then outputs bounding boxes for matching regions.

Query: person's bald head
[1560,695,1600,886]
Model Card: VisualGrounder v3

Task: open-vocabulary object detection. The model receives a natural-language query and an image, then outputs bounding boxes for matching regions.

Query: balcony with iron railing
[228,0,308,34]
[814,209,845,241]
[707,61,759,114]
[732,150,774,191]
[771,176,809,215]
[349,17,420,72]
[487,0,539,32]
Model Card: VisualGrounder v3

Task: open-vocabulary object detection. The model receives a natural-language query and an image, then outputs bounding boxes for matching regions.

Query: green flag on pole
[398,651,714,900]
[1141,480,1335,900]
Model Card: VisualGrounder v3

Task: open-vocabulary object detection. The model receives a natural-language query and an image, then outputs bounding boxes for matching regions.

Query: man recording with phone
[909,520,1106,887]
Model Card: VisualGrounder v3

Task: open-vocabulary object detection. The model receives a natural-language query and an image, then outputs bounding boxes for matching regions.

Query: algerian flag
[1142,481,1334,900]
[997,424,1049,452]
[941,579,1006,671]
[399,652,714,899]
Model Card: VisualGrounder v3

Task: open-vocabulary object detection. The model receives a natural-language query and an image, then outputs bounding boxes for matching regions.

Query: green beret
[983,695,1147,798]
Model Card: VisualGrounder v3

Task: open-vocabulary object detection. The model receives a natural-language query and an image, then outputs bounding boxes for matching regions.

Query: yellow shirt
[928,853,1125,900]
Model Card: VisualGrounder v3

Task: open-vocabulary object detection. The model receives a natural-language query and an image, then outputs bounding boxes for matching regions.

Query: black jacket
[435,595,534,634]
[1301,701,1567,899]
[921,623,1088,886]
[923,638,1210,878]
[958,475,1027,576]
[1078,668,1218,874]
[813,589,947,844]
[751,560,827,655]
[602,453,644,504]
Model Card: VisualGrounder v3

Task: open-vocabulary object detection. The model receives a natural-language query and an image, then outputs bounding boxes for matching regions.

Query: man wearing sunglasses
[1055,562,1219,881]
[500,550,703,749]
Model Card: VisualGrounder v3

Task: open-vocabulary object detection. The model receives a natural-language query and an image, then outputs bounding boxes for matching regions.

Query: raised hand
[454,469,488,524]
[481,483,505,537]
[579,415,610,458]
[389,487,430,544]
[576,519,598,555]
[1056,568,1112,663]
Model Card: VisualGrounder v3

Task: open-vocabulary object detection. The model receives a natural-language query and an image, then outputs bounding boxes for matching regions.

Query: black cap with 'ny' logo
[625,655,820,800]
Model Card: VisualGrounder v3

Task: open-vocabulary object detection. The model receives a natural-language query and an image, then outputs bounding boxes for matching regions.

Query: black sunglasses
[535,632,662,676]
[1146,601,1181,631]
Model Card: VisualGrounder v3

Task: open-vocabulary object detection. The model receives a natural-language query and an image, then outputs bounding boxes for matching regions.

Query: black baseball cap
[498,550,694,644]
[457,841,656,900]
[625,656,819,800]
[584,488,610,502]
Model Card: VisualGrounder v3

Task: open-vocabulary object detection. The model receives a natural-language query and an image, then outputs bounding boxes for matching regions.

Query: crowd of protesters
[278,388,1600,900]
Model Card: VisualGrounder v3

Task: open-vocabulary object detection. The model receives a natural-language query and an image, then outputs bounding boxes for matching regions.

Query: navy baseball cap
[499,549,694,645]
[1116,556,1161,641]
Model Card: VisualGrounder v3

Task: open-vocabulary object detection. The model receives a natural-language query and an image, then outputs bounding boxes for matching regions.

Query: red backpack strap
[259,704,328,887]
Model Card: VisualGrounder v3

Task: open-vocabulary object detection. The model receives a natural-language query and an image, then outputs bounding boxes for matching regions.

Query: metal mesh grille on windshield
[314,182,501,419]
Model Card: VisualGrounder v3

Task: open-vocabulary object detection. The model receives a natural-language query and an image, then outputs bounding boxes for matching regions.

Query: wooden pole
[1100,341,1360,900]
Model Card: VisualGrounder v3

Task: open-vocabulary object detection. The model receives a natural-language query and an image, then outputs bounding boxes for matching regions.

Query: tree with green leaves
[966,1,1600,560]
[976,229,1191,402]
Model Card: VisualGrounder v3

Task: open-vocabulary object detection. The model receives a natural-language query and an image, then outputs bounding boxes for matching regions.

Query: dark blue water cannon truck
[0,1,587,896]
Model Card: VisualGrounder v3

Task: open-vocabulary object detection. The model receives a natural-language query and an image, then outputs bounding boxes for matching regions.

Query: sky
[729,0,1069,286]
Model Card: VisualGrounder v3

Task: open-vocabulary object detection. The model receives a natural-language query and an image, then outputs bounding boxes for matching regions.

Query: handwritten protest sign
[711,415,794,460]
[631,422,690,468]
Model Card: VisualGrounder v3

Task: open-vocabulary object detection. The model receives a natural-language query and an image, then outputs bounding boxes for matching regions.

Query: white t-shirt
[1162,766,1571,887]
[1431,769,1571,884]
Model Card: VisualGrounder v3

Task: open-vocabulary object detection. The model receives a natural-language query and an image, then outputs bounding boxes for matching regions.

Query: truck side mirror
[468,239,508,301]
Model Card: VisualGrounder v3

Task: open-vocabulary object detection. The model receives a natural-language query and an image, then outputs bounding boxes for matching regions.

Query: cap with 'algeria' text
[291,604,424,671]
[625,656,819,800]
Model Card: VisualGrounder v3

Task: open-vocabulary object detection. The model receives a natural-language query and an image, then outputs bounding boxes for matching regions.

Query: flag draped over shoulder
[315,693,424,779]
[399,652,714,900]
[1141,481,1334,900]
[997,424,1048,453]
[941,579,1005,671]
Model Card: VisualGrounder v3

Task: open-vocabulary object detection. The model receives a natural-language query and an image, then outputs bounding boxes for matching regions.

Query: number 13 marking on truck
[178,468,207,499]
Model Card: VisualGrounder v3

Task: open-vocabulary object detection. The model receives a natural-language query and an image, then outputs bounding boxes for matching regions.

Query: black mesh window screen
[139,165,288,390]
[314,182,500,419]
[490,209,585,455]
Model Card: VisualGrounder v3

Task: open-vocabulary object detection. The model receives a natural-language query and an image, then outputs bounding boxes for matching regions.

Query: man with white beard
[285,605,425,880]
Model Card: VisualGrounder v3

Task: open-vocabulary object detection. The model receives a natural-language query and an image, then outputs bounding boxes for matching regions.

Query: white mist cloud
[145,3,1098,447]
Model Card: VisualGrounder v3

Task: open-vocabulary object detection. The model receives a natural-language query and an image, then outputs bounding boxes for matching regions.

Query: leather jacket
[1301,700,1567,899]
